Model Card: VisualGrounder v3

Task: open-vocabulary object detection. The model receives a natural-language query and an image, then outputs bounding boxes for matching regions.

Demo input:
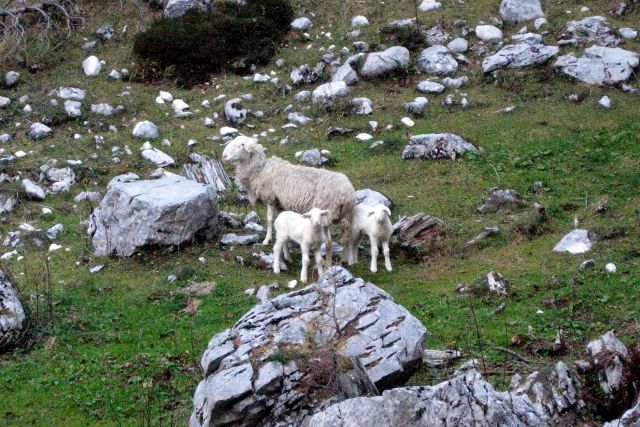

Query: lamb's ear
[321,210,330,216]
[302,213,311,219]
[367,211,375,217]
[383,206,391,217]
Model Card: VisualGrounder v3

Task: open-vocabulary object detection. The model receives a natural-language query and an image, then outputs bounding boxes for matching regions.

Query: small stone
[598,96,612,108]
[476,25,503,42]
[82,55,102,76]
[351,16,369,27]
[132,121,159,139]
[4,71,20,88]
[401,117,415,127]
[605,263,616,273]
[291,17,312,31]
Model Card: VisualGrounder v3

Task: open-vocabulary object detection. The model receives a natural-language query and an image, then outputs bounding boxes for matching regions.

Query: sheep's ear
[302,213,311,218]
[383,206,391,216]
[367,211,375,217]
[321,210,330,216]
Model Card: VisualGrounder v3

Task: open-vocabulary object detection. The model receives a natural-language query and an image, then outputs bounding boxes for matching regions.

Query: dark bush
[379,24,425,51]
[133,0,294,86]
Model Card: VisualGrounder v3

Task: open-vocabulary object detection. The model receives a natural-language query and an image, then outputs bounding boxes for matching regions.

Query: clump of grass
[132,0,294,86]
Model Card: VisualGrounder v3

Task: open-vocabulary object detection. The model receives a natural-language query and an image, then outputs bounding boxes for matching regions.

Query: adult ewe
[221,136,356,263]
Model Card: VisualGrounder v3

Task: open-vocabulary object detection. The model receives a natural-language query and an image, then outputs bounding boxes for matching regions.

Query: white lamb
[348,204,393,273]
[273,208,330,283]
[221,136,356,264]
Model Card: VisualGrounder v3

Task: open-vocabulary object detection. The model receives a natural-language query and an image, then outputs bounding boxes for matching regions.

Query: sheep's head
[368,204,391,224]
[221,136,264,163]
[302,208,330,227]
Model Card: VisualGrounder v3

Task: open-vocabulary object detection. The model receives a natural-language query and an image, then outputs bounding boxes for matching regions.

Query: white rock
[291,17,312,31]
[159,91,173,102]
[55,87,86,100]
[619,27,637,40]
[417,45,458,75]
[140,142,175,167]
[220,126,238,136]
[5,71,20,88]
[132,121,159,139]
[534,17,547,29]
[552,229,592,254]
[351,16,369,27]
[476,25,503,42]
[447,38,468,53]
[499,0,544,24]
[605,263,616,273]
[554,46,639,86]
[417,80,445,93]
[419,0,441,11]
[483,43,559,72]
[311,81,350,106]
[22,179,46,200]
[64,100,82,117]
[360,46,410,78]
[27,123,52,140]
[356,133,373,141]
[401,117,415,127]
[82,55,102,76]
[108,69,121,79]
[48,243,62,252]
[599,96,612,108]
[0,97,10,108]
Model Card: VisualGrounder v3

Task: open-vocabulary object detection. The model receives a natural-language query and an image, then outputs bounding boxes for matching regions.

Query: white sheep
[273,208,330,283]
[348,204,393,273]
[221,136,356,264]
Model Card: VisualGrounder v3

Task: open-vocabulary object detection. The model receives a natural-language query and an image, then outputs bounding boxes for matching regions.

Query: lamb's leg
[382,239,392,272]
[314,249,324,279]
[341,217,353,265]
[369,235,379,273]
[262,204,275,245]
[283,242,292,262]
[324,227,333,268]
[301,243,310,283]
[273,238,284,274]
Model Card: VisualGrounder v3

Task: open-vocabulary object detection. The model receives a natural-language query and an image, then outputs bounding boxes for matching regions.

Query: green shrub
[133,0,294,86]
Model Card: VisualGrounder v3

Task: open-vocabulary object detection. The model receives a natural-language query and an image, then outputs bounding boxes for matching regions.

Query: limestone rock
[22,179,46,201]
[27,123,52,140]
[417,45,458,76]
[82,55,102,76]
[402,133,479,160]
[132,121,160,139]
[89,175,218,257]
[190,267,428,427]
[499,0,544,24]
[4,71,20,88]
[291,17,312,31]
[0,268,27,351]
[477,187,526,213]
[554,46,639,86]
[483,43,559,72]
[552,229,593,254]
[360,47,410,79]
[562,16,620,46]
[312,82,350,107]
[164,0,203,18]
[475,25,503,42]
[355,189,392,208]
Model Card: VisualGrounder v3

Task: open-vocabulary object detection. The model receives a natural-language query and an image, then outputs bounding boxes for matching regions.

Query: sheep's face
[368,205,391,224]
[221,136,257,163]
[302,208,330,227]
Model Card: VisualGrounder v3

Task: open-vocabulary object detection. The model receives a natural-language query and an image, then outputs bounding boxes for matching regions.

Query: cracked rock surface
[190,267,427,427]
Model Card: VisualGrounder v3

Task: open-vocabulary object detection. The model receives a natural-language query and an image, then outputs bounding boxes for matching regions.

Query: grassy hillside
[1,0,639,425]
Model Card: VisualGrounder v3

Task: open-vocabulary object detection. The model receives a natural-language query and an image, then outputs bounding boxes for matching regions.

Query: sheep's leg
[324,227,333,268]
[350,235,359,264]
[262,204,275,245]
[341,221,354,266]
[382,239,392,272]
[273,238,284,274]
[300,244,310,283]
[314,249,324,280]
[369,235,379,273]
[283,242,292,262]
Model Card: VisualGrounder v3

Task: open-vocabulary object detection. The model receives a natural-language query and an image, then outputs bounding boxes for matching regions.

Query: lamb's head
[302,208,330,228]
[368,204,391,224]
[221,136,264,163]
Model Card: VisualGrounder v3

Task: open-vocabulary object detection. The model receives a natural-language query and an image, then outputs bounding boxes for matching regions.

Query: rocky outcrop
[0,268,27,351]
[499,0,544,24]
[89,174,218,257]
[310,361,584,426]
[190,267,428,427]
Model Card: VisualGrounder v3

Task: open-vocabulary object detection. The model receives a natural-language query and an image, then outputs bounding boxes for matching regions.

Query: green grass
[1,0,639,425]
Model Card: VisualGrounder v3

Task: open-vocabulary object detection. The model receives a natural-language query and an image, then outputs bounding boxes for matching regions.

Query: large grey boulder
[0,268,27,351]
[402,133,479,160]
[360,47,410,78]
[331,62,359,85]
[89,175,218,257]
[499,0,544,24]
[164,0,203,18]
[483,43,559,72]
[417,45,458,76]
[554,46,639,86]
[224,98,248,126]
[310,361,584,427]
[190,267,428,427]
[562,16,620,46]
